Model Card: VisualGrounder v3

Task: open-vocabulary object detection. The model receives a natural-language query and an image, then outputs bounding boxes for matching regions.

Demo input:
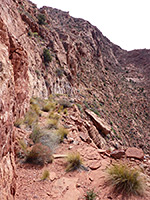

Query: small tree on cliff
[43,48,52,64]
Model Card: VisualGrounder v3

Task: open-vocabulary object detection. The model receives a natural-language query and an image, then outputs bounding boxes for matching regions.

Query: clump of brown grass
[30,103,41,116]
[49,111,60,120]
[41,169,50,180]
[18,139,29,157]
[66,152,83,172]
[14,118,23,128]
[30,125,42,143]
[47,119,58,129]
[42,101,56,112]
[56,126,69,142]
[24,110,38,127]
[106,163,144,198]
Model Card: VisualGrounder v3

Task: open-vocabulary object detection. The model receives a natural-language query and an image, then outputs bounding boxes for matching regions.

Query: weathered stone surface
[50,172,57,181]
[110,149,125,159]
[125,147,144,160]
[85,121,107,149]
[87,160,101,170]
[85,109,111,135]
[51,177,82,200]
[80,132,91,143]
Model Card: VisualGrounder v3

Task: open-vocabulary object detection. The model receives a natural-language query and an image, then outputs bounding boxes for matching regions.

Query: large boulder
[125,147,144,160]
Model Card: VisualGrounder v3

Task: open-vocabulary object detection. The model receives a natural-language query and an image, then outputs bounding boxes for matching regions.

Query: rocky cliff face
[0,0,149,199]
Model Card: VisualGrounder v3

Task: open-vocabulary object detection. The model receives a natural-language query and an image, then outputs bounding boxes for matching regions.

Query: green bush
[43,48,52,64]
[37,14,46,25]
[56,68,64,78]
[85,189,97,200]
[106,163,144,198]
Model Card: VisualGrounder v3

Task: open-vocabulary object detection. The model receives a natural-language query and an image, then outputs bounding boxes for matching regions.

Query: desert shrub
[63,108,67,115]
[49,111,60,120]
[31,103,41,116]
[106,163,144,198]
[41,169,50,180]
[26,143,53,165]
[58,99,71,108]
[38,129,60,150]
[42,101,56,112]
[33,32,38,37]
[56,68,64,78]
[43,48,52,64]
[76,103,83,112]
[14,118,23,128]
[24,110,38,127]
[18,139,28,156]
[37,14,46,25]
[85,189,97,200]
[30,125,41,143]
[57,105,64,113]
[28,30,32,37]
[56,126,69,142]
[47,119,58,129]
[30,127,60,150]
[66,152,83,172]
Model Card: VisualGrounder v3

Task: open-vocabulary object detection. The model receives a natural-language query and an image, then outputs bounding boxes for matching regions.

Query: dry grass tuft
[66,152,83,172]
[56,126,69,142]
[24,110,38,127]
[30,103,41,116]
[47,119,58,129]
[106,163,144,198]
[14,118,23,128]
[42,101,56,112]
[49,111,60,120]
[41,169,50,180]
[18,139,28,157]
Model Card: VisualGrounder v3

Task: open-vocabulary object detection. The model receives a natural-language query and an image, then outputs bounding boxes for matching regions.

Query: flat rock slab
[125,147,144,160]
[51,177,82,200]
[87,160,101,170]
[85,109,111,135]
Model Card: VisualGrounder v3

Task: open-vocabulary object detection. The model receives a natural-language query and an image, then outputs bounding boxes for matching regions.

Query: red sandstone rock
[87,160,101,170]
[125,147,144,160]
[110,149,125,159]
[79,132,91,143]
[85,109,111,135]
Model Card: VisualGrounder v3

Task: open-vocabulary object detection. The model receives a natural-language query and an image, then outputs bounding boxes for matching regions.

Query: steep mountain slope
[0,0,149,199]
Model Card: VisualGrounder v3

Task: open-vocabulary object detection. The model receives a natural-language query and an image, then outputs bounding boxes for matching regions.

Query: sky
[31,0,150,51]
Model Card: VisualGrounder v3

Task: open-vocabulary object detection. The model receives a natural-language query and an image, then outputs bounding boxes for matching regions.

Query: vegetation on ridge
[106,163,144,198]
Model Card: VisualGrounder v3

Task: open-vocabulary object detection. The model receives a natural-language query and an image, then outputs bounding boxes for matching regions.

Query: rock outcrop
[0,0,150,199]
[85,109,111,135]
